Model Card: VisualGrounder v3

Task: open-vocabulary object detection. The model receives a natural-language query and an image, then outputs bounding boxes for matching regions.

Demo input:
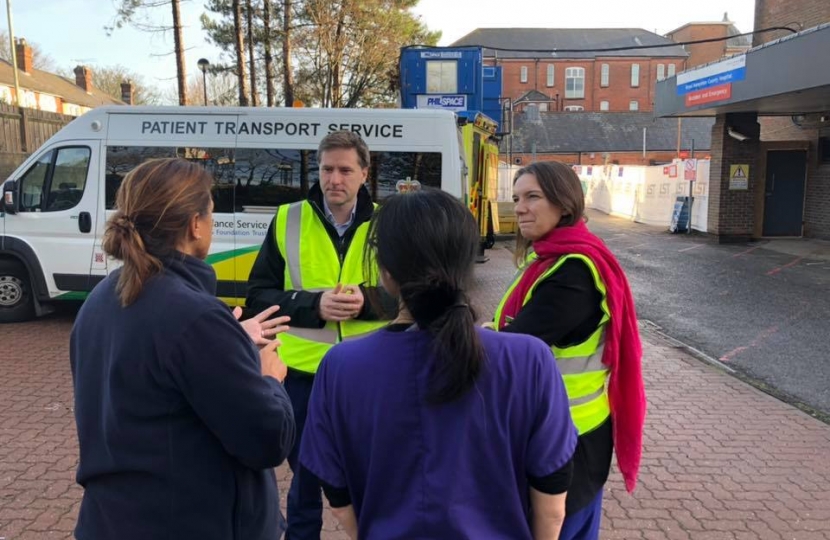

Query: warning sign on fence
[684,159,697,181]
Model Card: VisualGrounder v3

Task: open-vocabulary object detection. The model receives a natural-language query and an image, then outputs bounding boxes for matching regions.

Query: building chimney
[120,81,134,105]
[74,66,92,93]
[15,38,33,74]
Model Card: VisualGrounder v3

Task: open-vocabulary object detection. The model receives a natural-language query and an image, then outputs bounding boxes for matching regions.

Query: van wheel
[483,233,496,250]
[0,260,36,323]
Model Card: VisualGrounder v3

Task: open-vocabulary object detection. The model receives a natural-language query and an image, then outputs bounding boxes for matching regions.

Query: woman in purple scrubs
[300,189,577,540]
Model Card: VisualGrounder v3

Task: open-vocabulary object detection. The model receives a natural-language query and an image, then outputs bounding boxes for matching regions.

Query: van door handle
[78,211,92,233]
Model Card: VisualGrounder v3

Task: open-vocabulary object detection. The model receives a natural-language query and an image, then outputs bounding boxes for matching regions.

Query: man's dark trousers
[284,370,323,540]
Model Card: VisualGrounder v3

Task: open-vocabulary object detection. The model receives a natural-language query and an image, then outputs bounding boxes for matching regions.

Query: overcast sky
[5,0,755,98]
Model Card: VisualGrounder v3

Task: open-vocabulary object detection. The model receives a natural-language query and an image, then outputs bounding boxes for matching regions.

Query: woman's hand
[235,305,291,347]
[258,338,288,383]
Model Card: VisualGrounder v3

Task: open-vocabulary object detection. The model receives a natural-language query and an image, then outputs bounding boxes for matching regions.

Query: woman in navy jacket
[70,158,295,540]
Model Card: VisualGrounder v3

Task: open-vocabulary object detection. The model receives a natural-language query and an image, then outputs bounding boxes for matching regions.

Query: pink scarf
[498,221,645,492]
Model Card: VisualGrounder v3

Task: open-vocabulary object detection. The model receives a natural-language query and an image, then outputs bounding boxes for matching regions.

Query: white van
[0,106,466,322]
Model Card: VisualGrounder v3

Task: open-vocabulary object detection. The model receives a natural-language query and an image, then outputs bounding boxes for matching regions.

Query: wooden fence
[0,104,74,178]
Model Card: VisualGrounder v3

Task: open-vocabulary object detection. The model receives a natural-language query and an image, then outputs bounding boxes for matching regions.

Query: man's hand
[319,284,363,322]
[341,284,365,315]
[235,305,291,347]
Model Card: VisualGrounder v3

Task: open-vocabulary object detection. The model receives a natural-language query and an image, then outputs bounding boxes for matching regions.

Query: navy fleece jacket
[70,253,295,540]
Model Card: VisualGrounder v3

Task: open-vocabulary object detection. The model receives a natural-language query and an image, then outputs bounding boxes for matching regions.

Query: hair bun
[111,214,137,235]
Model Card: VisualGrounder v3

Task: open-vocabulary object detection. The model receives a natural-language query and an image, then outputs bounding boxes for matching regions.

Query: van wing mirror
[2,180,18,214]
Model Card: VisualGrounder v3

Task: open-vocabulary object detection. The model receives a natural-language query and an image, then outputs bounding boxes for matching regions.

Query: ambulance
[0,106,469,322]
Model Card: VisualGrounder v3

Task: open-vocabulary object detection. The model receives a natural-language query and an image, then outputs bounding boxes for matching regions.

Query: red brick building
[654,0,830,241]
[754,0,830,240]
[451,28,688,113]
[665,13,752,68]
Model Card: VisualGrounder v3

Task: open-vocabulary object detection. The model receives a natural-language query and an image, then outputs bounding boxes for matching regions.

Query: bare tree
[246,0,258,106]
[108,0,189,105]
[167,70,240,105]
[170,0,187,105]
[282,0,294,107]
[74,65,163,104]
[262,0,276,106]
[232,0,250,105]
[294,0,440,108]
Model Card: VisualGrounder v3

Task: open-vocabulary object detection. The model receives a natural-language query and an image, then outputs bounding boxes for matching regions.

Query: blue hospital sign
[416,94,468,112]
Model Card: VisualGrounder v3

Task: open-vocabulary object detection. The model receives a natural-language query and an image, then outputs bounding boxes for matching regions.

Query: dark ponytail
[366,189,485,403]
[102,158,212,306]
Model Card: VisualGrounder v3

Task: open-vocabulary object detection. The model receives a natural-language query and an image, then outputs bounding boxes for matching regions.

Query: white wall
[497,160,710,232]
[580,160,709,232]
[497,163,519,202]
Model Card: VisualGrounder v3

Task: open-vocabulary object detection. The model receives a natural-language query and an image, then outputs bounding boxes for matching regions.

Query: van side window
[18,151,52,211]
[106,147,175,209]
[45,148,92,211]
[181,147,237,214]
[105,146,443,212]
[234,148,309,211]
[18,147,91,212]
[105,146,235,212]
[371,151,442,199]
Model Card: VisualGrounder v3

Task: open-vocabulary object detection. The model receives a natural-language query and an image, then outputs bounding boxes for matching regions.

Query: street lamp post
[6,0,22,107]
[197,58,210,106]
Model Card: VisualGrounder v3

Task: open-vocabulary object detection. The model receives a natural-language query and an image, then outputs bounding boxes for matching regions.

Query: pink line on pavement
[719,325,780,362]
[732,245,761,258]
[766,257,804,276]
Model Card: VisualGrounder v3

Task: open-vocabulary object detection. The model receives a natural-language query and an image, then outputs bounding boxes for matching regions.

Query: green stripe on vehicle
[204,245,260,265]
[56,292,89,300]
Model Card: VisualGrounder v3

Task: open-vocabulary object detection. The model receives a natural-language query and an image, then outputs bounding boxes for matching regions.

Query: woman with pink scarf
[492,161,646,539]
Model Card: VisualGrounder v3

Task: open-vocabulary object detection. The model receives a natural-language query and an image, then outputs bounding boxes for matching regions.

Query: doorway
[762,150,807,236]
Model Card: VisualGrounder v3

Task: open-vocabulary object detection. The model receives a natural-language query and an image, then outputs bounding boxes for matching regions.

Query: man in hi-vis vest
[246,130,394,540]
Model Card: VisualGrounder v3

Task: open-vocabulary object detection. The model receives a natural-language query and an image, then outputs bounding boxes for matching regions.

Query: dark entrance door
[763,150,807,236]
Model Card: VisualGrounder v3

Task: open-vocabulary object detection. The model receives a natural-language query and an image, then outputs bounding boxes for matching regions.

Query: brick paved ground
[1,238,829,539]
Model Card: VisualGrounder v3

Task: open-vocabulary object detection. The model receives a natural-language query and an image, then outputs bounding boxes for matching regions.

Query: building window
[563,105,584,112]
[600,64,609,87]
[22,89,37,109]
[667,64,676,78]
[520,66,528,83]
[426,61,457,94]
[565,67,585,99]
[63,103,83,117]
[539,103,548,111]
[629,100,639,111]
[657,64,665,81]
[631,64,640,87]
[546,65,554,87]
[600,100,609,111]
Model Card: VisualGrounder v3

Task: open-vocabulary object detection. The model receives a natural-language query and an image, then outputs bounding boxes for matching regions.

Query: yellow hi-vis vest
[274,200,386,374]
[494,253,611,435]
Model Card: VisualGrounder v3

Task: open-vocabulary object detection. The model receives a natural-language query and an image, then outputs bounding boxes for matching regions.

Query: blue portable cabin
[398,46,506,256]
[398,46,503,130]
